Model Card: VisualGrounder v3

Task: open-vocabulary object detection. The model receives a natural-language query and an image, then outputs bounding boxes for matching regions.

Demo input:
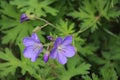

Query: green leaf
[69,0,100,32]
[0,48,21,77]
[58,55,91,80]
[0,1,44,44]
[10,0,58,17]
[69,0,119,32]
[56,20,75,36]
[83,73,99,80]
[0,47,45,79]
[78,44,98,56]
[100,63,118,80]
[108,8,120,18]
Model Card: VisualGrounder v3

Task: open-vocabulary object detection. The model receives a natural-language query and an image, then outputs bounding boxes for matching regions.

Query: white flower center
[58,46,62,51]
[57,45,66,53]
[33,43,42,51]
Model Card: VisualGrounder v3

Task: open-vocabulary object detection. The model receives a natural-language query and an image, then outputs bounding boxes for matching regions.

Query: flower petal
[23,45,43,62]
[23,37,36,47]
[54,37,62,47]
[31,33,40,43]
[23,46,35,58]
[31,54,39,62]
[31,46,43,62]
[62,36,72,46]
[62,45,75,57]
[57,53,67,65]
[50,47,57,59]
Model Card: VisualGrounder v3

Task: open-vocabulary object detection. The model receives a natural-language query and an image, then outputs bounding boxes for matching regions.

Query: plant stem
[35,17,58,30]
[33,23,49,33]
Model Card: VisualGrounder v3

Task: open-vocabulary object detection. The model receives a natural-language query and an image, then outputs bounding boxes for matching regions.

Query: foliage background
[0,0,120,80]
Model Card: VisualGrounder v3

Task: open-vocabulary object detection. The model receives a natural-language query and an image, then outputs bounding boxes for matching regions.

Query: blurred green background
[0,0,120,80]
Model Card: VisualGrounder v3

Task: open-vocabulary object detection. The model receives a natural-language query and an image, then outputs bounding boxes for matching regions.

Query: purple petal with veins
[50,36,75,65]
[23,33,43,62]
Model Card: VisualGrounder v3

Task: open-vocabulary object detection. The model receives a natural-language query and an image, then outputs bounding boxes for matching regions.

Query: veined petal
[62,45,75,57]
[23,45,43,62]
[23,37,36,47]
[54,37,62,48]
[50,47,57,59]
[31,45,43,62]
[57,53,67,65]
[38,45,43,54]
[62,36,72,46]
[31,54,38,62]
[31,33,40,43]
[23,46,35,58]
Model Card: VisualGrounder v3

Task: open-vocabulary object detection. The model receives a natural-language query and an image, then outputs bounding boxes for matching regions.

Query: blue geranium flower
[23,33,43,62]
[50,36,76,64]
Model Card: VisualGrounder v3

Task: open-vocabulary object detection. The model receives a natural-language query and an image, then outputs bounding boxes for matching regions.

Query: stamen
[32,43,43,52]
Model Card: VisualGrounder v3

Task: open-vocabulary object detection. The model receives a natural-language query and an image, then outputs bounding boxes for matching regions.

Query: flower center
[58,46,62,51]
[33,43,43,51]
[57,45,66,53]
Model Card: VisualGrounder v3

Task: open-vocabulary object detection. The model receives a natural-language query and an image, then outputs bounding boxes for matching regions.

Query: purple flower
[44,51,49,63]
[23,33,43,62]
[20,14,29,23]
[50,36,75,65]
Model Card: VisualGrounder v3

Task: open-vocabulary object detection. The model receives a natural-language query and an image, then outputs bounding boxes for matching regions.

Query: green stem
[35,17,68,35]
[33,23,49,32]
[35,17,58,30]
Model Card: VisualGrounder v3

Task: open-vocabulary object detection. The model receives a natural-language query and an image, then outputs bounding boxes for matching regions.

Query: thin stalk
[35,17,58,30]
[33,23,49,33]
[35,17,67,35]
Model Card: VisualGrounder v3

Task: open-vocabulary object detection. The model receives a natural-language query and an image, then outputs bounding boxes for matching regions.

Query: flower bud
[20,13,29,23]
[44,51,49,63]
[47,36,54,41]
